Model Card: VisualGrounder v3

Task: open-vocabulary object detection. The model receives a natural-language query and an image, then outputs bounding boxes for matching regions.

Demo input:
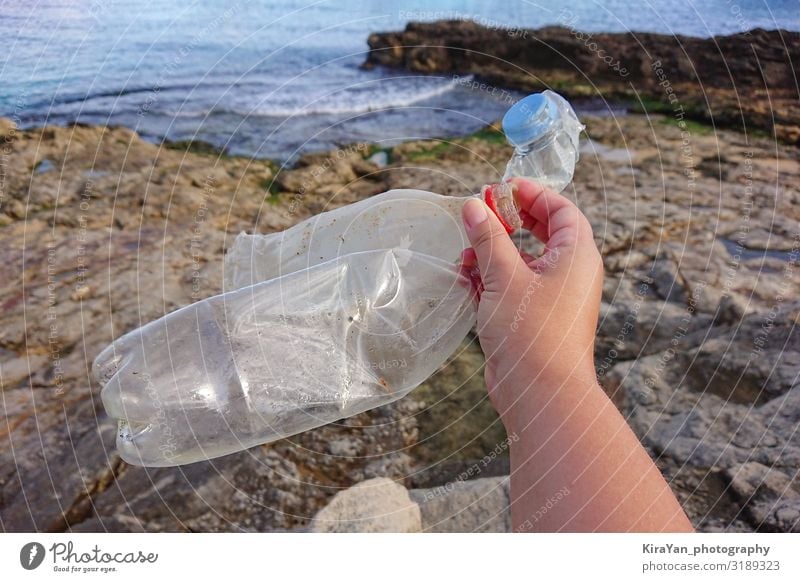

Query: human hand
[460,177,604,433]
[461,178,692,532]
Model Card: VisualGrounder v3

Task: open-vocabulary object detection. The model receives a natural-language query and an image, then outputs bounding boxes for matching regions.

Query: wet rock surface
[1,104,798,532]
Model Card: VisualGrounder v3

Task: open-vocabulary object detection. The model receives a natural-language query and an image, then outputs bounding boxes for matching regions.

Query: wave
[21,73,475,125]
[35,79,270,111]
[171,74,474,119]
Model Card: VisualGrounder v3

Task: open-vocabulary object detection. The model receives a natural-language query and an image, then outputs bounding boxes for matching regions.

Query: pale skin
[460,177,694,533]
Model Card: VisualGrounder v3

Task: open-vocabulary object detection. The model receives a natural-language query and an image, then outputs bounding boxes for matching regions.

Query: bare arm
[460,178,693,532]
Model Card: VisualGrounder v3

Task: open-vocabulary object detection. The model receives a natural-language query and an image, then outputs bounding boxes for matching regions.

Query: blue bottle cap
[502,93,556,148]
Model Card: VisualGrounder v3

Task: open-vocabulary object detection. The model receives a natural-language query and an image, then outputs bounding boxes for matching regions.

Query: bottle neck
[478,182,521,234]
[513,129,558,155]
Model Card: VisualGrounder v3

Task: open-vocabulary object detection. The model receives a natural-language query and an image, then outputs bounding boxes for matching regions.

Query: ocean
[1,0,797,162]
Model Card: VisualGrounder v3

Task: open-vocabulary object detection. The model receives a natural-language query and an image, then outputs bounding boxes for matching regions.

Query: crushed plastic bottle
[96,249,476,466]
[95,90,583,466]
[502,90,585,192]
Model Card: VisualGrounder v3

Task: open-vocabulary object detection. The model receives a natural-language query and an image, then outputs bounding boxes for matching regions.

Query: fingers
[519,251,538,266]
[462,198,524,289]
[460,247,478,270]
[509,177,593,253]
[458,248,484,301]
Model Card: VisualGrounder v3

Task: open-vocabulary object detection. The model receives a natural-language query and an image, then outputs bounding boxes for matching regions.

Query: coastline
[1,23,799,533]
[365,22,800,144]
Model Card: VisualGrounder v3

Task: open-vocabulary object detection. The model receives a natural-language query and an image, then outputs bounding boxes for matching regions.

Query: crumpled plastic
[96,248,475,466]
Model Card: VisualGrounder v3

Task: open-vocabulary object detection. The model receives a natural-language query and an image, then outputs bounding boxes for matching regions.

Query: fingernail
[463,199,488,229]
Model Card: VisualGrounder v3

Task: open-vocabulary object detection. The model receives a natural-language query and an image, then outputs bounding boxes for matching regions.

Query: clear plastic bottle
[502,90,585,192]
[96,249,476,466]
[96,91,584,466]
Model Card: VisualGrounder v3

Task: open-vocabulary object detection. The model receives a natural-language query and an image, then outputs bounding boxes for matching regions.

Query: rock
[349,156,380,178]
[363,454,415,481]
[603,339,800,532]
[647,258,689,304]
[310,478,422,533]
[365,22,800,143]
[326,436,362,457]
[596,299,713,362]
[0,117,15,139]
[69,515,147,533]
[686,312,800,405]
[0,352,50,387]
[409,477,511,532]
[725,463,800,532]
[654,461,753,532]
[273,147,374,194]
[709,289,751,325]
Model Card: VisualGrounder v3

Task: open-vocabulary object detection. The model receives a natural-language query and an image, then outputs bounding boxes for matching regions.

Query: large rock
[310,478,422,533]
[409,477,511,533]
[365,22,800,143]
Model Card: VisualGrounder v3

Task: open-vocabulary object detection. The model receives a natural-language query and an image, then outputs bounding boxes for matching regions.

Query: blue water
[1,0,797,161]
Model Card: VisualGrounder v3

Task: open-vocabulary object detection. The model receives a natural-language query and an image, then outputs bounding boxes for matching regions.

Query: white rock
[310,477,421,533]
[367,151,389,168]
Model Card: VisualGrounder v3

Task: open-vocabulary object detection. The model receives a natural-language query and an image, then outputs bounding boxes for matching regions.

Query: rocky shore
[364,21,800,144]
[1,25,799,531]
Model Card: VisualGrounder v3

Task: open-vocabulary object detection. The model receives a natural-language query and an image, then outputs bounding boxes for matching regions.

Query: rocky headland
[365,21,800,144]
[1,22,799,532]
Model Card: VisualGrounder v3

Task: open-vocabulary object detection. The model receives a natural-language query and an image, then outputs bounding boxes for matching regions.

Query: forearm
[504,367,694,532]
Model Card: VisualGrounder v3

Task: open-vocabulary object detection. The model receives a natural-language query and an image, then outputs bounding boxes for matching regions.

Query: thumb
[462,198,524,289]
